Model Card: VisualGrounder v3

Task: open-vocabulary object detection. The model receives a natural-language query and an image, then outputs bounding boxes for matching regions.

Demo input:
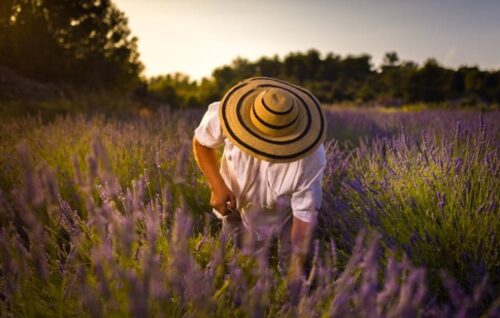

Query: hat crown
[251,88,299,137]
[263,88,293,112]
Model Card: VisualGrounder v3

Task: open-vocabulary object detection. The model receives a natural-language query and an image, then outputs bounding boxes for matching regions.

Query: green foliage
[148,73,202,109]
[145,50,500,109]
[0,0,143,91]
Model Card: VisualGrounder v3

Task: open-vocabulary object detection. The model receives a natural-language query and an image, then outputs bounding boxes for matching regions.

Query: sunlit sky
[114,0,500,81]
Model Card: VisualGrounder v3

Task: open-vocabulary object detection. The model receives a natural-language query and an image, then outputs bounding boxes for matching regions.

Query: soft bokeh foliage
[146,51,500,110]
[0,0,143,91]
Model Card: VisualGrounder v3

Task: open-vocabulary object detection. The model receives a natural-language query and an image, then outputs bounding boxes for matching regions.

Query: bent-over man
[192,77,326,277]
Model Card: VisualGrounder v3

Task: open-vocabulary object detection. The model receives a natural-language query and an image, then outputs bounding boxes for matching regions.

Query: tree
[407,59,454,102]
[379,52,405,101]
[303,49,322,80]
[283,52,308,83]
[317,53,341,82]
[255,55,282,78]
[382,51,400,68]
[0,0,143,91]
[148,73,199,108]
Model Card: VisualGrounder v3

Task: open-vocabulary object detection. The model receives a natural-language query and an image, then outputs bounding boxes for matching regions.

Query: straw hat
[219,77,326,163]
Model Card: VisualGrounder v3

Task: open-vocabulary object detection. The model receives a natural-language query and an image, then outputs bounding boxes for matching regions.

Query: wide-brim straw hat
[219,77,326,163]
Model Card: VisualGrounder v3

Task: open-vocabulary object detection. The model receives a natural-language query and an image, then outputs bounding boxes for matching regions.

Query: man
[192,77,326,276]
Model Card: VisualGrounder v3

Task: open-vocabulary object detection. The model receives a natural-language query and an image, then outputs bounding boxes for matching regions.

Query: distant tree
[451,67,466,97]
[283,52,308,83]
[484,70,500,103]
[317,53,341,82]
[148,73,199,108]
[0,0,143,91]
[492,71,500,103]
[255,55,282,78]
[230,57,257,80]
[463,67,484,96]
[303,49,322,80]
[382,51,400,67]
[196,77,219,106]
[379,52,407,102]
[210,57,258,98]
[408,59,454,102]
[345,54,372,77]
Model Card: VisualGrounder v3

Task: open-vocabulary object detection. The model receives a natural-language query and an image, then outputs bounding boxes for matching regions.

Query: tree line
[1,1,499,109]
[146,50,500,109]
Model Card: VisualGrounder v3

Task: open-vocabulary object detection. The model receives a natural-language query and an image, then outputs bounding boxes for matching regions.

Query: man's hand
[192,137,237,215]
[210,182,236,215]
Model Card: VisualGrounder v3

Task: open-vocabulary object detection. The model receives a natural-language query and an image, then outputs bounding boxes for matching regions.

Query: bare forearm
[193,137,236,214]
[192,137,225,191]
[290,216,316,270]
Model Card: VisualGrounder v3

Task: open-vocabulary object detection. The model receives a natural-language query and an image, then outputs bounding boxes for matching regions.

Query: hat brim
[219,77,326,163]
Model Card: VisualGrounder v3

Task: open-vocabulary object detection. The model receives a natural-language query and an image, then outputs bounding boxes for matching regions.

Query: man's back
[195,101,325,240]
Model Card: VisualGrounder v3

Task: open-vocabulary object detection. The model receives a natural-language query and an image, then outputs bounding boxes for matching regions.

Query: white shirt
[194,101,326,240]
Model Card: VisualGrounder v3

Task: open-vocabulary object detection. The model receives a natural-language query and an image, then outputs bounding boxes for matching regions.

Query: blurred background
[0,0,499,116]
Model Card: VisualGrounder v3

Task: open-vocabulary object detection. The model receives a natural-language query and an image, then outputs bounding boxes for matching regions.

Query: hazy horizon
[114,0,500,81]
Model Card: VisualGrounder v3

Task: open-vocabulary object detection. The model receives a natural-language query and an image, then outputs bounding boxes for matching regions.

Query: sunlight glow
[114,0,500,81]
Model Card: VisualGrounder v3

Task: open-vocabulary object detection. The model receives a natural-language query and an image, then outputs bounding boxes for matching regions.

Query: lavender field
[0,106,499,317]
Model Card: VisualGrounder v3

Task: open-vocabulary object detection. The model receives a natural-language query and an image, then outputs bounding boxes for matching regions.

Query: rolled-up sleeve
[291,144,326,223]
[194,102,224,148]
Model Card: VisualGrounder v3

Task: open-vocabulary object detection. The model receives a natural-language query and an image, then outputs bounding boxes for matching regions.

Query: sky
[114,0,500,81]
